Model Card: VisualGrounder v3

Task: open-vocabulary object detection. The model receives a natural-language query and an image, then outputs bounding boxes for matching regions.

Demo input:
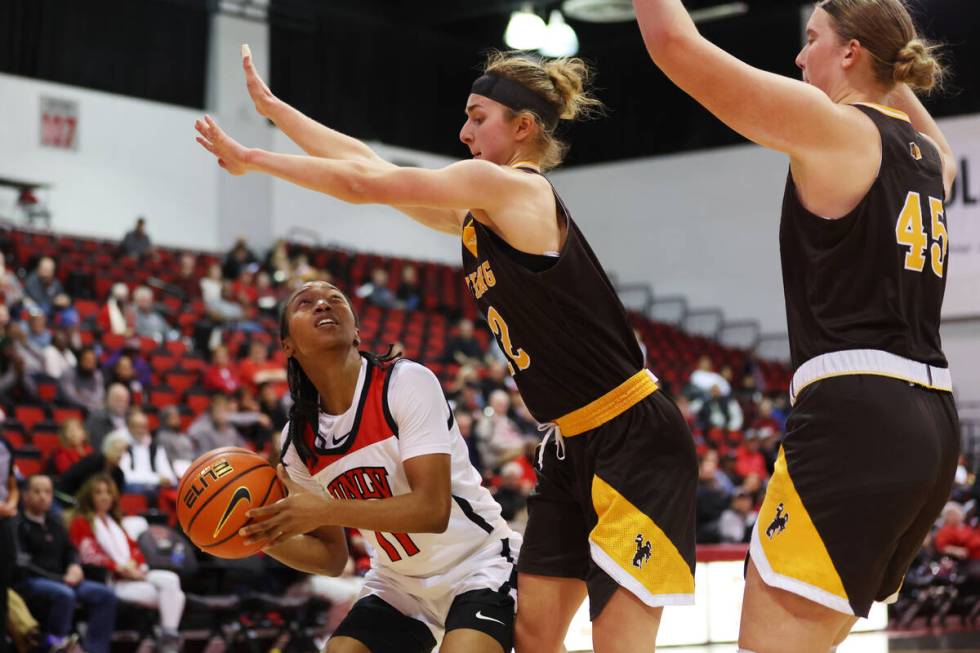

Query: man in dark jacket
[13,475,117,653]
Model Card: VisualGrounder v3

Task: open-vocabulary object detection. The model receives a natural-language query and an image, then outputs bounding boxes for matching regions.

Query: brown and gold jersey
[780,103,949,370]
[460,167,645,423]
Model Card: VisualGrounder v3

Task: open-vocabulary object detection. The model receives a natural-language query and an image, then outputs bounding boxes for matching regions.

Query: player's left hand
[195,115,252,176]
[240,464,333,548]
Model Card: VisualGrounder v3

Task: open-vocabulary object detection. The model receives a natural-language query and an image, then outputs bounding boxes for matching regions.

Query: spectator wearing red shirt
[203,345,241,395]
[51,419,93,475]
[934,502,980,560]
[237,340,287,396]
[734,431,769,482]
[68,474,184,652]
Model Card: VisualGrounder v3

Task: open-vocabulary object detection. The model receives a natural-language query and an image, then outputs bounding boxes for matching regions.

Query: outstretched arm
[196,115,526,231]
[632,0,853,157]
[888,83,957,196]
[241,45,466,234]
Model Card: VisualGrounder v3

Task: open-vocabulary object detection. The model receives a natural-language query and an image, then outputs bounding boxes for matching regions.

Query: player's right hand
[242,43,277,119]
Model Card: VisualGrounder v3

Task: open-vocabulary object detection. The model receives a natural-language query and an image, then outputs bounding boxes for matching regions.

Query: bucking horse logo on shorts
[632,533,652,568]
[766,502,790,539]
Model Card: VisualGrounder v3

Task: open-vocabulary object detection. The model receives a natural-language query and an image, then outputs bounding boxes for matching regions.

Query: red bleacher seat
[150,354,178,374]
[120,493,149,516]
[165,340,187,358]
[32,433,59,460]
[14,453,43,477]
[148,386,178,408]
[14,406,46,431]
[2,426,26,449]
[185,390,211,415]
[165,372,196,396]
[52,407,84,423]
[36,378,58,403]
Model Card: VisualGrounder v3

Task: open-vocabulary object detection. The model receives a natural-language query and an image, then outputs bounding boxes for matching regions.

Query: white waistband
[790,349,952,405]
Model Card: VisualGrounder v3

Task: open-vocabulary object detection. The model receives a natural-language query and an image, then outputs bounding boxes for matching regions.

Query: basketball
[177,448,285,559]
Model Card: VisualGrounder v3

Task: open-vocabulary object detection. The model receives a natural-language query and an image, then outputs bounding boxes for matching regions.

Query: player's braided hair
[278,284,400,467]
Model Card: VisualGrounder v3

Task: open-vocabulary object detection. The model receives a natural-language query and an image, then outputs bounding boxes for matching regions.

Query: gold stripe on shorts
[555,370,658,437]
[589,475,694,598]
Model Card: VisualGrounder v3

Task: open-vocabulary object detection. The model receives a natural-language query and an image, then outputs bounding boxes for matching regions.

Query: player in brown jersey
[634,0,959,651]
[196,47,698,652]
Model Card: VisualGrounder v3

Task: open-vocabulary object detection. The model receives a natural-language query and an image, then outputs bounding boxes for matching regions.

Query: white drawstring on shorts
[537,422,566,468]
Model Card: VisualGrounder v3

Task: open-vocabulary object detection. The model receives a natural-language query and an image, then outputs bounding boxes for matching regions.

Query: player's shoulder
[387,357,440,387]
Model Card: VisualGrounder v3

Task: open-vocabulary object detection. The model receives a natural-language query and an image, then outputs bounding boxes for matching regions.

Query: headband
[471,74,560,130]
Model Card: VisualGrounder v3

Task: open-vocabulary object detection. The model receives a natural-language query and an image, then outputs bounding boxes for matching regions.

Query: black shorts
[331,587,515,653]
[750,375,960,617]
[517,389,698,619]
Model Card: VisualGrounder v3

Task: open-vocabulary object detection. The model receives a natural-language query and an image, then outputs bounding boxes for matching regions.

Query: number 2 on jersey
[895,191,947,277]
[486,306,531,374]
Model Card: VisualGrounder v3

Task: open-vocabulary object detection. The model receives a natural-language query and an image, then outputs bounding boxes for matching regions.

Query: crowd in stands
[0,216,969,649]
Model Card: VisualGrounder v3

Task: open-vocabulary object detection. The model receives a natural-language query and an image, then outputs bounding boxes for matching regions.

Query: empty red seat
[32,433,59,459]
[164,372,196,396]
[14,406,46,431]
[52,407,83,424]
[148,386,178,408]
[120,493,149,516]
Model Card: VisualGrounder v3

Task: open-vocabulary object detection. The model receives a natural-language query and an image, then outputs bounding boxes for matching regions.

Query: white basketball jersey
[280,356,511,578]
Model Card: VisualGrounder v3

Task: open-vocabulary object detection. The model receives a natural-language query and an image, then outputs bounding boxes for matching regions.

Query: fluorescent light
[504,6,548,50]
[690,2,748,23]
[540,10,579,57]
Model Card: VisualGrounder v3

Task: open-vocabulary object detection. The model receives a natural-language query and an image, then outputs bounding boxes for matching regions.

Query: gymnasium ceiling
[266,0,980,165]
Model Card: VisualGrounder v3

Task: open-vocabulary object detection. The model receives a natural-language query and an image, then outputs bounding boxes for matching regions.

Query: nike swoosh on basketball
[213,486,252,539]
[475,611,505,626]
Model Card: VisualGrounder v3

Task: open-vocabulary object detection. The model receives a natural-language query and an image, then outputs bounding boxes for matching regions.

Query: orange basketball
[177,448,285,559]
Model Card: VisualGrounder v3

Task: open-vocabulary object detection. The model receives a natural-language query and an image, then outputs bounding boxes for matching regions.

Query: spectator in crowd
[255,270,280,316]
[257,381,289,432]
[475,390,527,472]
[264,240,291,283]
[0,416,19,649]
[59,346,105,413]
[5,321,44,375]
[57,431,128,501]
[43,328,76,379]
[132,286,170,342]
[689,355,731,399]
[480,360,513,401]
[203,345,241,395]
[0,338,39,403]
[508,392,539,437]
[395,264,421,310]
[119,217,153,259]
[98,283,135,337]
[69,474,184,653]
[0,251,24,311]
[355,267,396,308]
[13,475,118,653]
[103,339,153,389]
[934,502,980,560]
[85,383,131,451]
[173,253,200,301]
[23,257,66,315]
[238,340,287,396]
[734,430,769,482]
[696,384,744,432]
[188,394,248,454]
[719,489,757,543]
[201,263,226,305]
[442,318,486,366]
[51,418,93,476]
[106,354,144,404]
[228,390,275,451]
[117,409,178,495]
[696,455,731,544]
[494,460,530,524]
[25,312,51,351]
[222,238,258,280]
[156,406,195,478]
[454,411,483,475]
[290,252,315,281]
[0,303,9,339]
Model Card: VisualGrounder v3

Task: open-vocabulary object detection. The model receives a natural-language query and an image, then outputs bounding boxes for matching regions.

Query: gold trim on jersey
[556,370,658,437]
[853,102,912,123]
[462,220,478,258]
[511,160,542,172]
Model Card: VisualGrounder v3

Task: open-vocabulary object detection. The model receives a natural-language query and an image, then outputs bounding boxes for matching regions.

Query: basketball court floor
[599,630,980,653]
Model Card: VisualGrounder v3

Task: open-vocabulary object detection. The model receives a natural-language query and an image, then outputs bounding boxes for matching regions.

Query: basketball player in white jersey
[241,281,520,653]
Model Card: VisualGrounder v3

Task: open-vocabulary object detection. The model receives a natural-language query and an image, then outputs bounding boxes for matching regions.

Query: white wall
[551,144,789,332]
[0,72,220,249]
[270,135,460,264]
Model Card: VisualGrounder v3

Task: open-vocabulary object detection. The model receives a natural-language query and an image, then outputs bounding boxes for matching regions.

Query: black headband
[471,74,560,130]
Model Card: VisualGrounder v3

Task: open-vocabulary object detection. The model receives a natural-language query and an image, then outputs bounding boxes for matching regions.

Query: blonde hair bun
[894,39,941,91]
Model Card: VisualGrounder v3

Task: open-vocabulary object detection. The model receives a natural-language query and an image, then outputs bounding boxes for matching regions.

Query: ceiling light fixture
[689,2,749,23]
[540,10,579,57]
[504,5,548,50]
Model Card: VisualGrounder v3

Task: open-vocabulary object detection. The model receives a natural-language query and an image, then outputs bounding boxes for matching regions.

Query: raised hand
[240,464,334,548]
[195,115,252,176]
[242,43,277,119]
